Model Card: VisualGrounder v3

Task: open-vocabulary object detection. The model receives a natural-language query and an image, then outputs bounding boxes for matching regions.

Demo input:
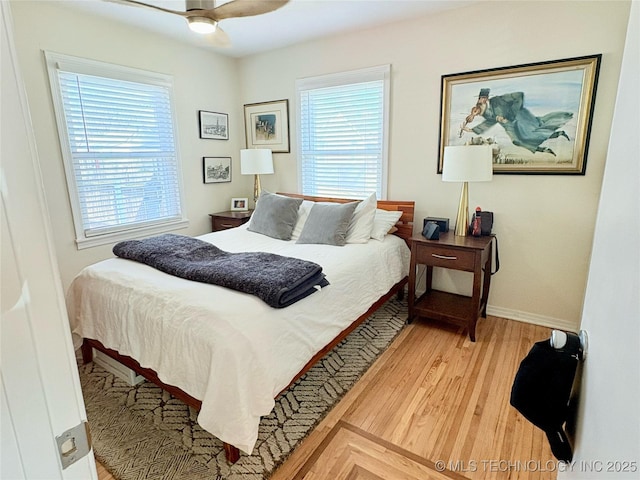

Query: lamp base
[454,182,469,236]
[253,174,261,203]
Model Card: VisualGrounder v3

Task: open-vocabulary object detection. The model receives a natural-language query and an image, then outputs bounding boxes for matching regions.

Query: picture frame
[244,99,290,153]
[203,157,231,184]
[199,110,229,140]
[230,197,249,211]
[438,54,601,175]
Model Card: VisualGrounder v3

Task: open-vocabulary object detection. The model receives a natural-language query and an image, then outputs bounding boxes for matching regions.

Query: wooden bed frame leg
[223,443,240,464]
[81,339,93,364]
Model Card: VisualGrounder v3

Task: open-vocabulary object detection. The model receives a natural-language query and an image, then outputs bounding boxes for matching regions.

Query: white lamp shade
[240,149,274,175]
[442,145,493,182]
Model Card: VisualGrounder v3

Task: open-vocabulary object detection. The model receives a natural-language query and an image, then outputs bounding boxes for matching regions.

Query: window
[45,52,186,248]
[296,65,390,199]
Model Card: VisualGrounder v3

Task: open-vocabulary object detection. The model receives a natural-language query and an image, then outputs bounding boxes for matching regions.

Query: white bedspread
[67,226,410,454]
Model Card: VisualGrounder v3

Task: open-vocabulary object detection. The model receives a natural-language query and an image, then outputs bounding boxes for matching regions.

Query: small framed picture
[243,99,290,153]
[230,197,249,211]
[203,157,231,184]
[199,110,229,140]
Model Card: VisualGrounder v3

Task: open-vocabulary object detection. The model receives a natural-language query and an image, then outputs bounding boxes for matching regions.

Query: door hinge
[55,421,92,469]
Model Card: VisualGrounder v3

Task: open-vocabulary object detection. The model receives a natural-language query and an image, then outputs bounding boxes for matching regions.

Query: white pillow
[370,209,403,241]
[290,200,315,240]
[346,192,377,244]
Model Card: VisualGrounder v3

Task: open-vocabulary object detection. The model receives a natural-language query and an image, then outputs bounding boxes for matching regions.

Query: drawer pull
[432,254,457,260]
[220,223,234,228]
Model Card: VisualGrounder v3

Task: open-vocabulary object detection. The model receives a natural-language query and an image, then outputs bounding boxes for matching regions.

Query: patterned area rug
[79,297,407,480]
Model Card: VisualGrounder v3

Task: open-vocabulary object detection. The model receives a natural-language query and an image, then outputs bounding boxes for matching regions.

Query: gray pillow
[296,202,358,246]
[247,192,303,240]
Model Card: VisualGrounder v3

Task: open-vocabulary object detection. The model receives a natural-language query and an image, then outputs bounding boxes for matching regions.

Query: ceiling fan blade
[104,0,285,46]
[104,0,189,17]
[210,0,290,21]
[201,25,231,48]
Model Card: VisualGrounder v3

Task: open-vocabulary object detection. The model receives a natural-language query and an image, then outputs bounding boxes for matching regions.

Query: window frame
[44,51,187,249]
[295,64,391,199]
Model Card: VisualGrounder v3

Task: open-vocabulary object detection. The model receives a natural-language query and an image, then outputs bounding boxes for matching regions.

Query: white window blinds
[297,65,390,199]
[45,52,185,247]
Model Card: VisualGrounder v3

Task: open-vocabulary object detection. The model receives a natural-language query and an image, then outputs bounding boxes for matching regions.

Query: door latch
[56,421,91,469]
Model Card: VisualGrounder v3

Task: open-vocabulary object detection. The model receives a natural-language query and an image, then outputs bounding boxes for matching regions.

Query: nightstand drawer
[414,244,475,271]
[213,217,245,230]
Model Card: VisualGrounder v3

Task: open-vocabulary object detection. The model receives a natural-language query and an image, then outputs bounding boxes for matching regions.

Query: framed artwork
[230,197,249,211]
[199,110,229,140]
[438,54,601,174]
[243,99,290,153]
[203,157,231,184]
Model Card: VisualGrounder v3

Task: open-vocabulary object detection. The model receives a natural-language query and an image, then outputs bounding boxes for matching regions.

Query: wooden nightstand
[209,210,253,232]
[407,231,493,341]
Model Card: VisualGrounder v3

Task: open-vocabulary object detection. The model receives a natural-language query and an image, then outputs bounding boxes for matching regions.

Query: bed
[68,193,414,463]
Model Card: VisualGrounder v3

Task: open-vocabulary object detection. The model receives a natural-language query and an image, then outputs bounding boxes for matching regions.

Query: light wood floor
[97,315,557,480]
[96,460,115,480]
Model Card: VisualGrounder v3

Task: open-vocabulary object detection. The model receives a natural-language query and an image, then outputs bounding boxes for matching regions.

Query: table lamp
[442,145,493,236]
[240,148,274,202]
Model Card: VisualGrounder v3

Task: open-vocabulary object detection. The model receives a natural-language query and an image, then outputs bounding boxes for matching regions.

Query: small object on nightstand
[471,206,482,236]
[422,221,440,240]
[209,210,253,232]
[423,217,449,233]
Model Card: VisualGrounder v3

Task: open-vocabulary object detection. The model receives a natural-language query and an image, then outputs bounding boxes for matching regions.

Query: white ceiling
[59,0,478,58]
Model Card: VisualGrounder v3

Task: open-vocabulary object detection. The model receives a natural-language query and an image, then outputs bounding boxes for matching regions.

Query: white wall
[560,2,640,477]
[238,0,631,329]
[10,0,252,289]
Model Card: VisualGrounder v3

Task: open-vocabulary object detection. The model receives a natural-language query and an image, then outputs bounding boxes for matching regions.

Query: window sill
[75,219,189,250]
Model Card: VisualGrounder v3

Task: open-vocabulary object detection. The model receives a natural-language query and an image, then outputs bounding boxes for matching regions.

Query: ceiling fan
[107,0,290,46]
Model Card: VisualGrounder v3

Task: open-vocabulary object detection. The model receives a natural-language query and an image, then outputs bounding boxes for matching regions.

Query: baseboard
[93,348,144,386]
[486,305,579,332]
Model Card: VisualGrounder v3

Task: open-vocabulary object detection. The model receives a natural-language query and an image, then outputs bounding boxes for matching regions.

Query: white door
[1,2,98,479]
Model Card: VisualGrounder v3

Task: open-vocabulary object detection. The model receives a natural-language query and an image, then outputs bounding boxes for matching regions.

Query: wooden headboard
[279,193,415,245]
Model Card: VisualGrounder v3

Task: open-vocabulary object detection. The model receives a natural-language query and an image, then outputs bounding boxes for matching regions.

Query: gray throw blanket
[113,234,329,308]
